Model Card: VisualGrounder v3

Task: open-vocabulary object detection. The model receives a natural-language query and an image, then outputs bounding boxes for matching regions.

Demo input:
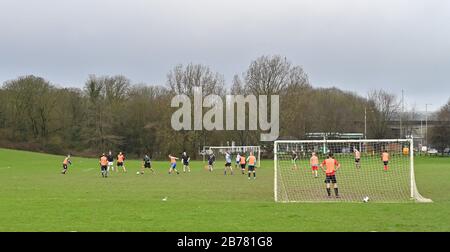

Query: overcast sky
[1,0,449,111]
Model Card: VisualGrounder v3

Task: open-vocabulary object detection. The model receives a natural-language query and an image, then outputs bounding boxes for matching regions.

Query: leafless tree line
[0,55,421,159]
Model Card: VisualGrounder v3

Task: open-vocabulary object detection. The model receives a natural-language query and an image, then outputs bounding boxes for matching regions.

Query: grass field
[0,148,449,231]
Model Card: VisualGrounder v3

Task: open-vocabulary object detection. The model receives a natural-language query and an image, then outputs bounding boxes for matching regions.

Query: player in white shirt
[235,153,243,174]
[106,150,115,173]
[224,151,233,175]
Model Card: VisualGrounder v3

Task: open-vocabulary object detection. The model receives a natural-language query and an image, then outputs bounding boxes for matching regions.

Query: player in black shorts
[139,154,153,174]
[181,151,191,173]
[320,153,341,198]
[117,152,126,173]
[224,151,233,175]
[61,154,72,174]
[239,154,246,173]
[247,152,257,180]
[324,174,337,184]
[382,150,390,171]
[100,153,108,178]
[208,153,215,172]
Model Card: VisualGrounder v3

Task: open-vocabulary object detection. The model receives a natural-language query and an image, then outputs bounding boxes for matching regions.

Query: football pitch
[0,148,449,232]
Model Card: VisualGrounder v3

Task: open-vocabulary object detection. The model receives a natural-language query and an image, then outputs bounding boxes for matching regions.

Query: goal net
[274,139,431,203]
[203,146,261,168]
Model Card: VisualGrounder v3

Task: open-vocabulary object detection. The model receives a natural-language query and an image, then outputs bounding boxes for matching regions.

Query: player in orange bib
[320,153,341,198]
[117,152,127,173]
[100,153,108,178]
[310,152,319,178]
[61,154,72,174]
[381,150,389,171]
[246,152,257,180]
[235,153,242,174]
[239,155,246,174]
[168,154,179,175]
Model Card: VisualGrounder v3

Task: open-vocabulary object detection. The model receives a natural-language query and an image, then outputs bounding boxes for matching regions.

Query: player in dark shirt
[139,154,153,174]
[181,151,191,173]
[107,150,115,173]
[208,153,215,172]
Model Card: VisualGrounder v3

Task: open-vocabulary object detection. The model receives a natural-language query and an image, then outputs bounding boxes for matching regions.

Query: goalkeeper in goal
[320,153,341,198]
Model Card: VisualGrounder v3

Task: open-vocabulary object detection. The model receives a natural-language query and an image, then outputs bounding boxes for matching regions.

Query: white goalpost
[203,146,261,167]
[274,139,432,203]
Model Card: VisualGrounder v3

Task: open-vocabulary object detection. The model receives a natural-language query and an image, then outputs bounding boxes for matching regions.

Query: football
[363,196,370,203]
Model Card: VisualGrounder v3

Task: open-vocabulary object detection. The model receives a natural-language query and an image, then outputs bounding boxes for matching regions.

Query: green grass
[0,148,449,231]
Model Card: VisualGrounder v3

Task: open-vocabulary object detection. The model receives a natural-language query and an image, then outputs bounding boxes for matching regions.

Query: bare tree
[166,63,225,96]
[166,63,225,156]
[104,75,131,102]
[244,55,291,95]
[0,89,5,129]
[83,75,107,151]
[403,103,419,138]
[230,74,245,95]
[368,89,400,139]
[286,65,310,91]
[430,100,450,154]
[2,75,57,140]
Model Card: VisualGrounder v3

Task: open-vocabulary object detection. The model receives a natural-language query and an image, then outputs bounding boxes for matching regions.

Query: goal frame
[274,139,432,203]
[203,145,261,167]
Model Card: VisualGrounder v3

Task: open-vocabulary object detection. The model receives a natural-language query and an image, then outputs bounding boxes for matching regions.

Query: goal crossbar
[275,139,411,144]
